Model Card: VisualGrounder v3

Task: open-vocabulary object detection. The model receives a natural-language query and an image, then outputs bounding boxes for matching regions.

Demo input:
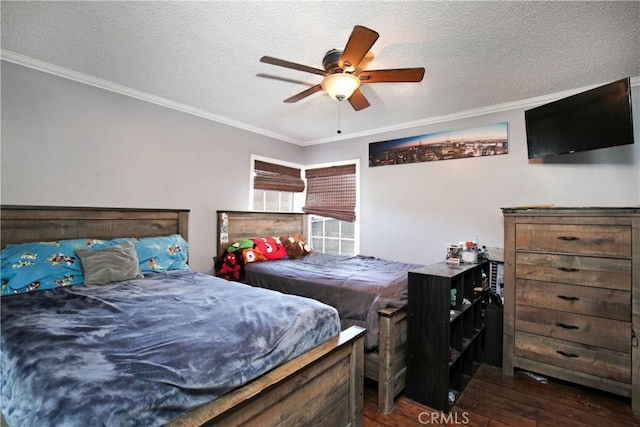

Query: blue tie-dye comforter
[0,271,340,426]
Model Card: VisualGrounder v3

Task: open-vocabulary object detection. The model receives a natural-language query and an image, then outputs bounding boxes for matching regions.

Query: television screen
[525,77,634,159]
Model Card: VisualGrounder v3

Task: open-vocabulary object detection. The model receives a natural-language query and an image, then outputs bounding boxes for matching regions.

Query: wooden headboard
[216,210,307,256]
[1,205,190,249]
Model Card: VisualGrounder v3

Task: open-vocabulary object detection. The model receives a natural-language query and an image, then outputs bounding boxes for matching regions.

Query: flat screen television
[525,77,634,159]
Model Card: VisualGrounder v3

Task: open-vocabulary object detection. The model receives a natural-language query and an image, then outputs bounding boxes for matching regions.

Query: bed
[0,205,365,427]
[215,210,423,414]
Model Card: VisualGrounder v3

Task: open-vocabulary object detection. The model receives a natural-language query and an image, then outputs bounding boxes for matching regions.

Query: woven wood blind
[302,164,356,222]
[254,160,305,192]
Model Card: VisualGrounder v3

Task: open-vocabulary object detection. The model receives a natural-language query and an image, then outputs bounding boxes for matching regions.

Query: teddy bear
[279,233,313,259]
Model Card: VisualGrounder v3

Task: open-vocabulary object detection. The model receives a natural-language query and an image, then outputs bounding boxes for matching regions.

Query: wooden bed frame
[216,210,408,414]
[0,205,365,427]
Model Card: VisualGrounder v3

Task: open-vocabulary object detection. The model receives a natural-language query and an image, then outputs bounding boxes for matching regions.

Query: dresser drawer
[515,332,631,383]
[515,305,631,353]
[515,224,631,257]
[516,279,630,321]
[515,252,631,291]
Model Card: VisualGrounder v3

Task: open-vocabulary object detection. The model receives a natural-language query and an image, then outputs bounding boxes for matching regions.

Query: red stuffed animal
[252,236,287,260]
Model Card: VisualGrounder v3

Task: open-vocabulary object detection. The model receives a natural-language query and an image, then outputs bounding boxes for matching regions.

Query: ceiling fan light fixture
[321,73,361,101]
[261,26,423,111]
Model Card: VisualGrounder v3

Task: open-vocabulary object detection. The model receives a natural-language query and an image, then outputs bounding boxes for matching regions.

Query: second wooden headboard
[216,211,307,257]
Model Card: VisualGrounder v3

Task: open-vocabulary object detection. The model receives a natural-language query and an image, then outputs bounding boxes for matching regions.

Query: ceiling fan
[260,25,425,111]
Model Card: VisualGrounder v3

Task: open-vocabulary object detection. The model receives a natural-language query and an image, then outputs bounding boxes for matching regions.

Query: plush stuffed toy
[216,251,244,281]
[241,247,266,264]
[279,233,313,259]
[252,237,287,260]
[226,239,254,253]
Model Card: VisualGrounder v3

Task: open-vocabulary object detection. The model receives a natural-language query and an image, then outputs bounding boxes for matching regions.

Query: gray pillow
[76,240,144,286]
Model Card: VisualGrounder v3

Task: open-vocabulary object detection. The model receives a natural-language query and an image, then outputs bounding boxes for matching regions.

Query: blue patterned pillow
[114,234,189,274]
[1,238,113,295]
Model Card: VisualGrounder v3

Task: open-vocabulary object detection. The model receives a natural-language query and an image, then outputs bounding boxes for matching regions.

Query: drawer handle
[557,236,579,241]
[557,267,579,273]
[557,350,579,358]
[557,295,580,301]
[556,322,579,330]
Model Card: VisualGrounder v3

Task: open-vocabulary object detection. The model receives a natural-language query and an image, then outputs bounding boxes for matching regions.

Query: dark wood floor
[364,364,640,426]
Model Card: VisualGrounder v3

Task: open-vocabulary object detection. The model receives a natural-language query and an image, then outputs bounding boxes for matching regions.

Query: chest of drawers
[502,207,639,413]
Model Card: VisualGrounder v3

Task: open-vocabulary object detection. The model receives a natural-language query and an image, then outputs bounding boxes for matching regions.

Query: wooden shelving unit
[406,261,486,411]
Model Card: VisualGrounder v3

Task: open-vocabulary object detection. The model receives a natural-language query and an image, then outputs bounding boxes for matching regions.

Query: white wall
[304,87,640,265]
[0,61,305,273]
[3,61,639,270]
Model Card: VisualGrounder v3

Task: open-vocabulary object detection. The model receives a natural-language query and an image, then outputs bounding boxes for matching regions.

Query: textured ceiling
[2,1,639,145]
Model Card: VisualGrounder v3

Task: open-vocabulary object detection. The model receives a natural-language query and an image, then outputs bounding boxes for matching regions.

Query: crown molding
[0,50,299,145]
[304,75,640,146]
[3,50,637,147]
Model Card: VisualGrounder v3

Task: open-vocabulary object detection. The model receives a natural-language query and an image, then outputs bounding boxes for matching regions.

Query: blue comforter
[1,271,340,426]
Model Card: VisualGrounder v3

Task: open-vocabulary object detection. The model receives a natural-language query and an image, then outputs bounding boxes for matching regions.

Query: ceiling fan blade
[358,68,425,83]
[260,56,326,76]
[283,84,323,103]
[339,26,379,72]
[348,88,370,111]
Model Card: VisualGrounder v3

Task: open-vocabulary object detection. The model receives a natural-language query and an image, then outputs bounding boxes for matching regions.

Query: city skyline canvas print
[369,122,508,167]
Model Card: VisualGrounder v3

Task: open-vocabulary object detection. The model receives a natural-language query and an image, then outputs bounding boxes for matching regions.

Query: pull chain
[337,102,342,134]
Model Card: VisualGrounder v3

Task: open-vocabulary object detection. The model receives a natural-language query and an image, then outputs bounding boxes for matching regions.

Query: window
[252,190,296,212]
[303,161,359,256]
[302,163,356,222]
[309,215,356,256]
[251,156,304,212]
[251,156,359,255]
